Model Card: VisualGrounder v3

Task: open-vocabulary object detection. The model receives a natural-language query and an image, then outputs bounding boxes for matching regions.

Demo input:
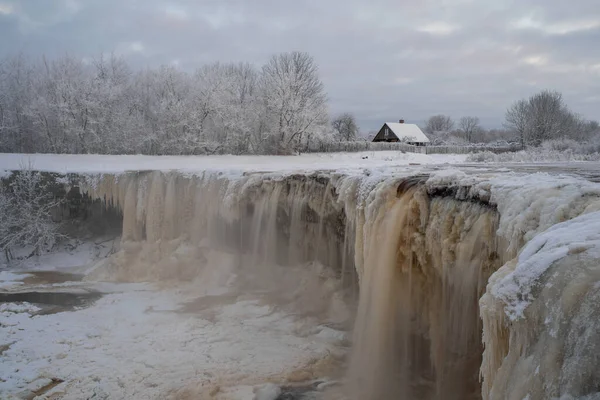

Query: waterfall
[348,180,503,400]
[80,169,600,400]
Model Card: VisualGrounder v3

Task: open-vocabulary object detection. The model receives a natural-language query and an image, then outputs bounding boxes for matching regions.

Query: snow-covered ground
[0,239,117,271]
[0,152,466,175]
[0,266,346,399]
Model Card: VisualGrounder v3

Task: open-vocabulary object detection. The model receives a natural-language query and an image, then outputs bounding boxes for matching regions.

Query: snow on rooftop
[385,123,430,143]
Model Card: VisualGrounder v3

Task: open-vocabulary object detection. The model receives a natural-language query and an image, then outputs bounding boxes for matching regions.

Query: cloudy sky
[1,0,599,131]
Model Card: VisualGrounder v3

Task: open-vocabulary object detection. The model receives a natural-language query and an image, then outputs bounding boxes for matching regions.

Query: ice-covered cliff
[53,165,600,399]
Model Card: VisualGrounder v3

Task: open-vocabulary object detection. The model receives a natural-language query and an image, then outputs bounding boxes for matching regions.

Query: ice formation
[73,167,600,400]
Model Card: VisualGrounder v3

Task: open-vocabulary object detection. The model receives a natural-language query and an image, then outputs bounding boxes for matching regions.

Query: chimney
[399,119,405,124]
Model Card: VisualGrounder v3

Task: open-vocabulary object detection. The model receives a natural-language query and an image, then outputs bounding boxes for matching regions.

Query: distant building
[372,119,430,146]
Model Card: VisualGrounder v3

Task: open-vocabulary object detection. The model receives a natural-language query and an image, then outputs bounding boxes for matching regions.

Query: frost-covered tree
[458,116,481,143]
[260,52,328,153]
[425,115,454,134]
[526,90,569,145]
[504,90,593,147]
[504,99,530,148]
[332,113,359,141]
[0,55,37,153]
[190,62,260,154]
[0,52,332,155]
[0,167,65,261]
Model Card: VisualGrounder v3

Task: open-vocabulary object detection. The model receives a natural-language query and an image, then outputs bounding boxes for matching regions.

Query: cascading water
[348,179,503,400]
[80,169,600,400]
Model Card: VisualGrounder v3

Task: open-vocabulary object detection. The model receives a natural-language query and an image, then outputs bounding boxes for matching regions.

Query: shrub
[0,167,66,261]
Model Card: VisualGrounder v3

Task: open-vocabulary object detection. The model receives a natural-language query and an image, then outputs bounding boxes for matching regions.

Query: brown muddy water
[0,291,103,314]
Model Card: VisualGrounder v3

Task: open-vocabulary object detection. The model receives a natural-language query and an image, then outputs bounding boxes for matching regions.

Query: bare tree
[0,166,65,261]
[504,90,582,147]
[458,116,480,142]
[527,90,568,145]
[425,115,454,134]
[504,99,530,148]
[332,113,359,141]
[260,52,328,153]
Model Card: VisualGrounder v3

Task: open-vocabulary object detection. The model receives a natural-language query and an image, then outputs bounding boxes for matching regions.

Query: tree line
[1,51,597,155]
[0,52,337,155]
[422,90,599,147]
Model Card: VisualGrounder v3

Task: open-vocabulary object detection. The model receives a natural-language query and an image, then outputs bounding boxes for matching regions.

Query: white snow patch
[1,239,116,272]
[427,168,468,186]
[0,302,41,314]
[0,282,337,398]
[492,211,600,321]
[0,271,32,289]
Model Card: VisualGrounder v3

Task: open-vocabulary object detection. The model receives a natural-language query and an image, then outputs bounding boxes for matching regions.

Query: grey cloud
[0,0,598,130]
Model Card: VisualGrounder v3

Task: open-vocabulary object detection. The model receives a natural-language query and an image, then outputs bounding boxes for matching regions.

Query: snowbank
[466,149,600,163]
[492,211,600,321]
[0,152,466,176]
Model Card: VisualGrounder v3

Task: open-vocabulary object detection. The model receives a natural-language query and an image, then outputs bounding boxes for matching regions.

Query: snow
[0,302,41,314]
[491,211,600,321]
[0,280,339,399]
[1,239,116,272]
[426,171,600,257]
[0,152,466,176]
[426,168,468,186]
[0,271,32,289]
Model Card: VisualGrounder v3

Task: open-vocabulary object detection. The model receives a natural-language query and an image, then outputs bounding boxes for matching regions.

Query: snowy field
[0,152,467,175]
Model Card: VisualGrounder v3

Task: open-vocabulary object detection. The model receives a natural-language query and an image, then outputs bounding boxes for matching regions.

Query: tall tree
[260,52,328,153]
[504,90,583,147]
[458,116,481,142]
[332,113,359,141]
[425,114,454,134]
[505,99,530,148]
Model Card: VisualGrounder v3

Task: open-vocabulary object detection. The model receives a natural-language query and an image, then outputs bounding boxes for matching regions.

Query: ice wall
[80,169,600,400]
[428,171,600,400]
[475,178,600,400]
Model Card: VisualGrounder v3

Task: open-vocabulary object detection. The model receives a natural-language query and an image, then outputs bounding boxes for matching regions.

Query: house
[372,119,430,146]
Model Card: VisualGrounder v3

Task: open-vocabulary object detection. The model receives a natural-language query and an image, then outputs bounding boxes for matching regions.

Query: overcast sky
[1,0,599,131]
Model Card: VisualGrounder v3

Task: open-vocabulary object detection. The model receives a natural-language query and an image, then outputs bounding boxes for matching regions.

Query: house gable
[372,122,430,144]
[372,123,399,142]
